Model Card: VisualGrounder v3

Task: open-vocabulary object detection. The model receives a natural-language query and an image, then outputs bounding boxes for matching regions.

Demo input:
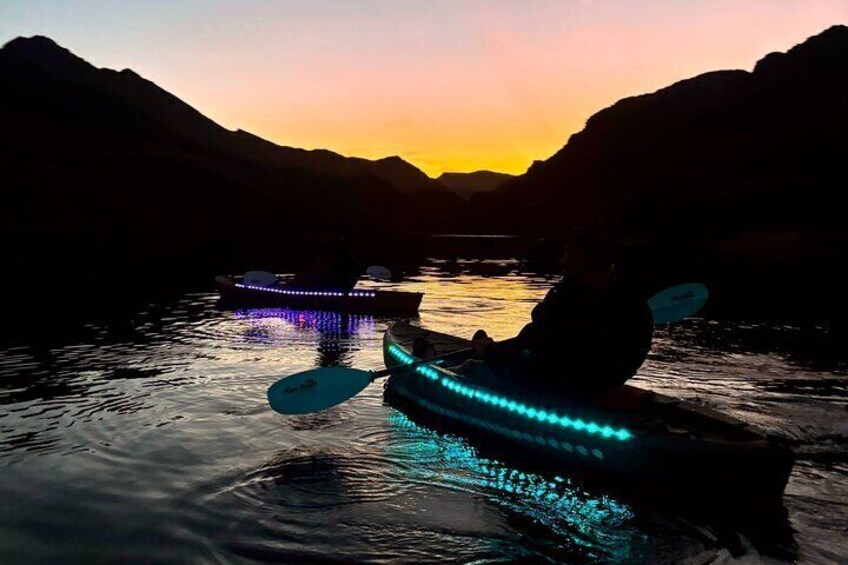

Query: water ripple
[0,263,844,562]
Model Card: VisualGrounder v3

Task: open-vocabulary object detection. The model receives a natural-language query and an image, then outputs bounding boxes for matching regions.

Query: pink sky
[3,1,847,175]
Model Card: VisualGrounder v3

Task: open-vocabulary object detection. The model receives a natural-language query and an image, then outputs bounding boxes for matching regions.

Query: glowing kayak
[215,275,423,315]
[382,321,794,500]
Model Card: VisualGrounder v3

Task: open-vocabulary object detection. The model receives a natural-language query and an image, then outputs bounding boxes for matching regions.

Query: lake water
[1,260,846,563]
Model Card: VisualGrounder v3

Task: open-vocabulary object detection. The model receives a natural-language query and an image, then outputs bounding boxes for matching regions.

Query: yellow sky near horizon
[2,1,847,176]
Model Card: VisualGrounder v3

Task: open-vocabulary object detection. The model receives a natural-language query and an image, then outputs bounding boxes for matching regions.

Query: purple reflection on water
[233,307,375,336]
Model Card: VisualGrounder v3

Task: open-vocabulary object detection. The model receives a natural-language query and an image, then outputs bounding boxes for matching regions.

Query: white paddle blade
[243,270,278,287]
[366,265,392,281]
[267,368,372,414]
[648,283,709,324]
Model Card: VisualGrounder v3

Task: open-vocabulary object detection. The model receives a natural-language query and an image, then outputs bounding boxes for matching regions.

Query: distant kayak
[215,275,423,315]
[383,321,794,501]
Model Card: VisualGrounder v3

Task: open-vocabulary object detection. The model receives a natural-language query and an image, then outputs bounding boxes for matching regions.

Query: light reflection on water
[0,261,846,563]
[383,411,643,563]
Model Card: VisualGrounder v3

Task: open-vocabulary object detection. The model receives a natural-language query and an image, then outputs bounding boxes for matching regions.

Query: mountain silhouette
[0,35,445,193]
[468,25,848,319]
[473,25,847,237]
[2,26,847,326]
[0,35,459,327]
[437,170,515,199]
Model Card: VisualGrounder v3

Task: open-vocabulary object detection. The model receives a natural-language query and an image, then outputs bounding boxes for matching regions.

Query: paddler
[469,227,654,396]
[292,230,363,292]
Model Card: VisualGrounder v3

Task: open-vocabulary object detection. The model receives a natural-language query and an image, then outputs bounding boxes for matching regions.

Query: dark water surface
[1,261,846,563]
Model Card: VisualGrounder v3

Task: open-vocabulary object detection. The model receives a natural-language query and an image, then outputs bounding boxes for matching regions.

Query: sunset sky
[2,1,846,176]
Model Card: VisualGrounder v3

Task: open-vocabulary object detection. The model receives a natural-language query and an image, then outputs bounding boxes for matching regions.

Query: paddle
[647,283,709,324]
[366,265,392,281]
[267,349,471,414]
[267,367,374,415]
[243,270,278,287]
[267,282,709,415]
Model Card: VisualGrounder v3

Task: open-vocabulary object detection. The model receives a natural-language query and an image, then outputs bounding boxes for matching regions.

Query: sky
[2,1,846,177]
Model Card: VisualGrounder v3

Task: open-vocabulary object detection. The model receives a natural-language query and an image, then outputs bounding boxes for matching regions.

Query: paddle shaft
[370,347,473,381]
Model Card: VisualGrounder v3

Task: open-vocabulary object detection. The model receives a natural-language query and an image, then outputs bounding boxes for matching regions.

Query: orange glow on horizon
[3,1,846,177]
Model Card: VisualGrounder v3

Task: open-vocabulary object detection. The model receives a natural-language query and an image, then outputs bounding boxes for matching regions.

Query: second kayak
[215,275,423,315]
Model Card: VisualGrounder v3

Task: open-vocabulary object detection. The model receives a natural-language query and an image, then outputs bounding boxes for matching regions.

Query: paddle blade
[267,368,372,414]
[648,283,709,324]
[366,265,392,281]
[243,270,277,287]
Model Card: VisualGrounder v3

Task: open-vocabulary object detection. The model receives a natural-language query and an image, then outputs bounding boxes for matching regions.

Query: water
[1,261,846,563]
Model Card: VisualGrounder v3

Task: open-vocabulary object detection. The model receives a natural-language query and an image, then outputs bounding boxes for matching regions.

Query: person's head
[561,227,615,280]
[313,227,347,250]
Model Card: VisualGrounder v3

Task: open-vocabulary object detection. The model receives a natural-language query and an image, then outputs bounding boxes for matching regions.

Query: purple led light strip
[236,284,376,298]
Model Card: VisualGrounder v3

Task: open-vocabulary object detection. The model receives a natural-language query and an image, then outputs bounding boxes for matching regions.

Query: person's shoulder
[548,278,573,294]
[609,278,653,319]
[541,280,571,303]
[609,274,648,297]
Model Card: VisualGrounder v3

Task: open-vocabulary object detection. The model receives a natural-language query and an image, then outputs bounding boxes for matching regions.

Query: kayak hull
[215,275,422,315]
[382,321,794,501]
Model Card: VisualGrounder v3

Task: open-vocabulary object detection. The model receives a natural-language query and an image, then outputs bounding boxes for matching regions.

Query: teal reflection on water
[386,411,640,561]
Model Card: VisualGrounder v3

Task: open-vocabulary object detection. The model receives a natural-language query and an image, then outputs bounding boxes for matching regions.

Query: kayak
[382,321,794,501]
[215,275,423,315]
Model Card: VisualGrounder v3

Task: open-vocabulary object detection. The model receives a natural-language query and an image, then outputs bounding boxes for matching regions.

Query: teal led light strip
[415,395,606,461]
[388,344,632,442]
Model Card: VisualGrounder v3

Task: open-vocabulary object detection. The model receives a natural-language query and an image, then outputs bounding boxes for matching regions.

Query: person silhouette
[292,230,363,292]
[471,227,654,396]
